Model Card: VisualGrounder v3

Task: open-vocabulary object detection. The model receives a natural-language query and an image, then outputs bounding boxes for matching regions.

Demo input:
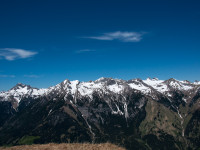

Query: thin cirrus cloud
[0,48,38,61]
[85,31,145,42]
[24,75,41,78]
[75,49,96,54]
[0,75,15,78]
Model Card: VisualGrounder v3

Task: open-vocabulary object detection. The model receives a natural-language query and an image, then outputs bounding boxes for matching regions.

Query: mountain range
[0,77,200,150]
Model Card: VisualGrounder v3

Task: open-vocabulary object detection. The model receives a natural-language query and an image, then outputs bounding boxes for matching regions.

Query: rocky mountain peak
[10,83,31,90]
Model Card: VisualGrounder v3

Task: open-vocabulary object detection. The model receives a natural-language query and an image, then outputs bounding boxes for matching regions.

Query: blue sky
[0,0,200,90]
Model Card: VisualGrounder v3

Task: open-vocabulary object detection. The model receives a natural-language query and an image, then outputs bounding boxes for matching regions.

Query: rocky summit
[0,77,200,150]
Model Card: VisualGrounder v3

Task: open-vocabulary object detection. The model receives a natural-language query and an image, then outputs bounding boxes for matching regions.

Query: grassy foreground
[0,143,125,150]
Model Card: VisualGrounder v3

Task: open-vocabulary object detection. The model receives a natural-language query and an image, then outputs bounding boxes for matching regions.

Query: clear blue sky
[0,0,200,91]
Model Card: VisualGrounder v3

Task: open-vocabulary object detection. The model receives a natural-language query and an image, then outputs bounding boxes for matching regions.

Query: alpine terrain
[0,77,200,150]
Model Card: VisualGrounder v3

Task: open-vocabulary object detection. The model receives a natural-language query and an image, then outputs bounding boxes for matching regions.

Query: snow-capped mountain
[0,77,199,106]
[0,83,47,102]
[0,77,200,150]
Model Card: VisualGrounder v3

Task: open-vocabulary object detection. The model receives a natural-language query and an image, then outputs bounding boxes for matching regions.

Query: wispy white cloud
[0,75,15,78]
[24,75,40,78]
[75,49,96,54]
[85,31,145,42]
[0,48,38,61]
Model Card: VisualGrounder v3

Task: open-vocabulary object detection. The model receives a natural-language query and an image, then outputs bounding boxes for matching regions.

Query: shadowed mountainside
[0,78,200,149]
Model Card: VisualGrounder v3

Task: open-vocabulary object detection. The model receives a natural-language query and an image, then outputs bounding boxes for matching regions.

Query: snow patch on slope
[1,77,200,104]
[169,79,193,91]
[128,79,151,94]
[143,78,168,93]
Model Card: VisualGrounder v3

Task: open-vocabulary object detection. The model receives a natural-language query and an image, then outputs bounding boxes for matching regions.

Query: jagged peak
[132,78,142,82]
[95,77,124,86]
[145,77,160,81]
[152,77,159,81]
[167,78,177,81]
[62,79,70,85]
[165,78,193,85]
[164,78,178,84]
[146,77,151,80]
[10,83,33,91]
[1,77,200,107]
[69,80,80,86]
[2,77,200,100]
[181,80,191,84]
[15,83,26,87]
[95,77,114,83]
[95,77,105,82]
[194,80,200,85]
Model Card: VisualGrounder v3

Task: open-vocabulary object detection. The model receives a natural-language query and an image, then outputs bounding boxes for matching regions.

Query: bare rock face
[0,78,200,150]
